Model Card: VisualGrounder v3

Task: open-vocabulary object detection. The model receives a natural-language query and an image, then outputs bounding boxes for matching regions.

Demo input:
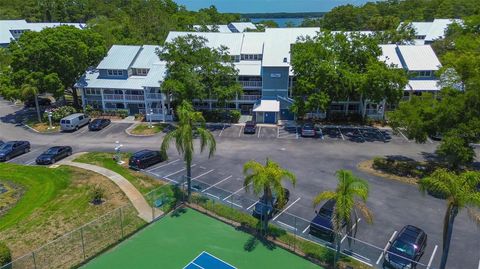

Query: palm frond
[312,191,336,207]
[466,207,480,226]
[355,201,374,224]
[196,127,216,158]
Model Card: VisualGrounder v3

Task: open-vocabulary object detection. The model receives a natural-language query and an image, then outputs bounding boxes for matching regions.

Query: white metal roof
[228,22,257,32]
[235,62,262,76]
[379,44,402,68]
[241,32,265,54]
[405,80,441,91]
[165,32,244,55]
[410,22,432,37]
[425,19,461,41]
[397,45,441,71]
[192,24,232,33]
[97,45,142,70]
[143,63,167,88]
[0,20,83,45]
[130,45,161,69]
[76,70,146,90]
[253,100,280,112]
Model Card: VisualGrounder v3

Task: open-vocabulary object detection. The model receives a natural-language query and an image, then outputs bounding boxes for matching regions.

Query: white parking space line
[223,184,250,201]
[478,258,480,269]
[192,169,214,180]
[225,200,243,208]
[238,126,243,137]
[163,176,179,184]
[341,218,361,243]
[146,159,180,172]
[339,127,345,140]
[277,221,297,231]
[164,164,197,178]
[257,126,262,138]
[246,201,257,211]
[272,197,301,221]
[427,137,434,144]
[277,127,280,138]
[218,124,226,137]
[302,225,310,234]
[427,245,438,269]
[78,127,90,134]
[25,159,37,165]
[205,192,220,199]
[398,129,410,142]
[202,175,232,192]
[376,231,398,265]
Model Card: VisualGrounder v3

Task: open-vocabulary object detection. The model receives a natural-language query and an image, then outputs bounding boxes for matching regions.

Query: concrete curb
[124,122,164,137]
[23,123,61,135]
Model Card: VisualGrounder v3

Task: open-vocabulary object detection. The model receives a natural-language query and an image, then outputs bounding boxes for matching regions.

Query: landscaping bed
[0,163,138,259]
[25,120,60,133]
[74,152,163,195]
[0,181,24,218]
[129,123,170,135]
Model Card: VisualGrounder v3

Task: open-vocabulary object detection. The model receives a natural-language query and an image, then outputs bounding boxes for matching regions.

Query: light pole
[148,108,153,128]
[114,141,124,165]
[47,111,53,130]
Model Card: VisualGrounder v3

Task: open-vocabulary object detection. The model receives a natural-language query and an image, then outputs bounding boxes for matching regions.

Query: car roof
[398,225,425,244]
[133,149,154,157]
[62,113,85,120]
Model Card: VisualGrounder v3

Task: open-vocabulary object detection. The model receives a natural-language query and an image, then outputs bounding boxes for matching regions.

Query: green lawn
[83,208,322,269]
[129,123,167,135]
[74,152,163,195]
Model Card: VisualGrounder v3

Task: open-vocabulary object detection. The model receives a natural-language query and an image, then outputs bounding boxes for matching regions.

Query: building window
[107,70,124,77]
[133,68,149,76]
[85,89,101,95]
[413,71,432,77]
[240,54,263,61]
[231,55,240,62]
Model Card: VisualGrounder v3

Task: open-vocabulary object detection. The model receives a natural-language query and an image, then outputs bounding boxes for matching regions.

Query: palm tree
[161,100,216,200]
[419,169,480,269]
[243,158,296,233]
[313,169,373,267]
[21,83,42,122]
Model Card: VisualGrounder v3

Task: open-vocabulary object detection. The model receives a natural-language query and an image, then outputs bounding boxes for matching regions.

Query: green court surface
[82,208,322,269]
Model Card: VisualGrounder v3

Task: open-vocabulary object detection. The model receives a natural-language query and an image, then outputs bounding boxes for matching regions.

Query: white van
[60,113,90,131]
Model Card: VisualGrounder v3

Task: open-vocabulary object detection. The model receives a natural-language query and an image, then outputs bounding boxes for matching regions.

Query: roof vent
[283,57,288,63]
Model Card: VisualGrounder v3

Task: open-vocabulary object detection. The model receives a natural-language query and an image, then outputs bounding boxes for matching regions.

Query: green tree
[7,26,106,108]
[419,169,480,269]
[160,101,216,200]
[243,158,296,233]
[158,34,242,107]
[312,170,373,267]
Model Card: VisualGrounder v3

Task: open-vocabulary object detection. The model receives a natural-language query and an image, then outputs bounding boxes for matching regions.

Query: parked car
[301,123,316,137]
[309,199,346,242]
[244,121,257,134]
[0,141,30,162]
[60,113,90,131]
[252,188,290,220]
[128,150,165,170]
[35,146,72,165]
[24,97,51,108]
[89,118,111,131]
[383,225,427,269]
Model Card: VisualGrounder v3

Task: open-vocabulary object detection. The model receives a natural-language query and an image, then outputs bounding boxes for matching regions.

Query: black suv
[244,121,257,134]
[89,118,111,131]
[36,146,72,165]
[309,199,346,242]
[0,141,30,161]
[383,225,427,269]
[129,150,164,170]
[252,188,290,219]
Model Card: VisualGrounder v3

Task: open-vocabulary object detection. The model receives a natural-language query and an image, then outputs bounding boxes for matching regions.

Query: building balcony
[103,94,123,100]
[103,94,144,101]
[239,81,262,88]
[146,93,163,100]
[238,94,261,101]
[125,95,144,101]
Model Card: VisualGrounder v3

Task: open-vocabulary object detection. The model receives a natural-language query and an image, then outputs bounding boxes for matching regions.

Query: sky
[174,0,371,13]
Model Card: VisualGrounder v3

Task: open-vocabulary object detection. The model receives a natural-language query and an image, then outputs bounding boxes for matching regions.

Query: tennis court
[82,208,321,269]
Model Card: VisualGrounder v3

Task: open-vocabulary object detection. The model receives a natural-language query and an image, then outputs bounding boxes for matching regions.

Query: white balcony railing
[239,81,262,88]
[239,94,261,101]
[146,93,163,100]
[139,108,164,114]
[125,95,144,101]
[103,94,123,100]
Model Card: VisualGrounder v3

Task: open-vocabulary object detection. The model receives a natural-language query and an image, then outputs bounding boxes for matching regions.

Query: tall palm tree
[161,100,216,200]
[243,158,296,233]
[313,169,373,267]
[21,83,42,122]
[419,169,480,269]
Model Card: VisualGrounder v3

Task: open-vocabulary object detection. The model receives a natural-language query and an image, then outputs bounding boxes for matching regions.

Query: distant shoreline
[241,12,325,19]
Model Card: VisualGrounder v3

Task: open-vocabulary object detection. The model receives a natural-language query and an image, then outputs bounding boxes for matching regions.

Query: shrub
[116,109,129,118]
[89,185,105,205]
[0,242,11,267]
[229,110,241,123]
[43,105,77,122]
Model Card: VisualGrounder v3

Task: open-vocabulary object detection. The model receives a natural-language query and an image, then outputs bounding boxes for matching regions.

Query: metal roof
[165,32,244,55]
[228,22,257,32]
[253,100,280,112]
[241,32,265,55]
[405,80,441,91]
[397,45,441,71]
[97,45,142,70]
[143,63,167,88]
[76,70,146,90]
[0,20,83,45]
[425,19,462,42]
[130,45,161,69]
[235,62,262,76]
[379,44,402,68]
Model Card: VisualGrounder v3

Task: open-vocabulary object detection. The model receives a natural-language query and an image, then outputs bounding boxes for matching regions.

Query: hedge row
[200,109,241,123]
[372,157,438,179]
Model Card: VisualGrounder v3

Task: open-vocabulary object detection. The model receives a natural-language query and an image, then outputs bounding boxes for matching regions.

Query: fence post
[80,226,86,261]
[120,207,125,239]
[32,251,37,269]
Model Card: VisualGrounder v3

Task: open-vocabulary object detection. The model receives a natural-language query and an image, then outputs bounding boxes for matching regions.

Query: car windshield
[391,240,415,258]
[318,206,333,218]
[0,144,12,150]
[303,125,314,130]
[44,148,59,154]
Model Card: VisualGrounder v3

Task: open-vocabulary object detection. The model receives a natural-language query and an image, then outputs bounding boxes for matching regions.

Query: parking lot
[209,123,418,145]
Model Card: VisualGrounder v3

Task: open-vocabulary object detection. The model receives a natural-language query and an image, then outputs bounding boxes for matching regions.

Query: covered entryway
[253,100,280,124]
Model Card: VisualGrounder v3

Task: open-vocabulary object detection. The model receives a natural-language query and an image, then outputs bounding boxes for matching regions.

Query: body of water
[250,18,305,27]
[174,0,370,13]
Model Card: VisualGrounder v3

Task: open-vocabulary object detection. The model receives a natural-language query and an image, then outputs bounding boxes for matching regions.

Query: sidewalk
[59,153,161,222]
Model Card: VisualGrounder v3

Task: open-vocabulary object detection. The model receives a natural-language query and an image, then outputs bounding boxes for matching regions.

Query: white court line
[246,201,257,211]
[277,221,297,231]
[192,169,214,180]
[341,218,361,243]
[225,200,243,208]
[146,159,180,172]
[223,184,250,201]
[272,197,301,221]
[257,126,262,138]
[302,225,310,234]
[202,175,232,192]
[398,129,410,142]
[218,124,226,137]
[238,126,243,137]
[163,164,196,178]
[427,245,438,269]
[376,231,397,264]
